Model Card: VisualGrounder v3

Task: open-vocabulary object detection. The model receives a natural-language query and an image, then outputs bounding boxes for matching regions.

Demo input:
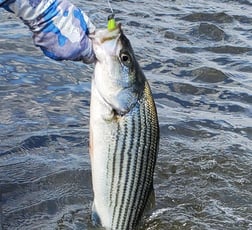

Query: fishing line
[107,0,114,14]
[106,0,116,31]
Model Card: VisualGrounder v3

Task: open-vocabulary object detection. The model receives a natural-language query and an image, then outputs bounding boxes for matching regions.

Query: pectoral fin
[91,203,102,227]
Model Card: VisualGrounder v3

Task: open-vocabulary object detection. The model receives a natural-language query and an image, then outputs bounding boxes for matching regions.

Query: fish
[89,23,159,230]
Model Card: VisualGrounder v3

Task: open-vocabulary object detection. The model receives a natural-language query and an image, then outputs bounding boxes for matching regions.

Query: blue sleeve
[0,0,96,63]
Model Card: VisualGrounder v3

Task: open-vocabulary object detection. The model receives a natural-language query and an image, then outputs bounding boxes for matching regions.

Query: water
[0,0,252,229]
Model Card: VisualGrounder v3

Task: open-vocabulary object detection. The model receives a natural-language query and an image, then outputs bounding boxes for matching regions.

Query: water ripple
[1,1,252,229]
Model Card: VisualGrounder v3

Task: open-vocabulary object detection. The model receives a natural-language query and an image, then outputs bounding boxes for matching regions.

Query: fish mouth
[90,23,122,45]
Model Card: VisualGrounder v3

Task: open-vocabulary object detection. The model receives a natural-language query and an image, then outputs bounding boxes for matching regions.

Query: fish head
[91,23,145,115]
[91,23,122,63]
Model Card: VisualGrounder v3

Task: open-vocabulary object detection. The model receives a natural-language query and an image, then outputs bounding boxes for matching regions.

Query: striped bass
[89,23,159,230]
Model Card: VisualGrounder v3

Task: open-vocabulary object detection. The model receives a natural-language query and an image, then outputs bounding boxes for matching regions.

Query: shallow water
[0,0,252,229]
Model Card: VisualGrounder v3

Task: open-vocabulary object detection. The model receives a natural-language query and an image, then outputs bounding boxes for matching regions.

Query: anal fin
[143,185,156,215]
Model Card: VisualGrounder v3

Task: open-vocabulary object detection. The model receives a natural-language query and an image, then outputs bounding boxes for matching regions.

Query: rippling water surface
[1,0,252,229]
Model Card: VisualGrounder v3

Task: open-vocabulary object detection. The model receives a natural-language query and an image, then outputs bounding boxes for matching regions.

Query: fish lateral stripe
[118,113,140,229]
[111,120,127,228]
[114,115,139,229]
[127,97,151,227]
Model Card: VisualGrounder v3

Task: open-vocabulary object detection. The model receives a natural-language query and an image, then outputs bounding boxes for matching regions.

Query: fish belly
[90,81,159,229]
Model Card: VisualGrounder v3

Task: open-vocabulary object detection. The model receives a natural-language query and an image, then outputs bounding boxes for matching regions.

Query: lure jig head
[107,13,116,31]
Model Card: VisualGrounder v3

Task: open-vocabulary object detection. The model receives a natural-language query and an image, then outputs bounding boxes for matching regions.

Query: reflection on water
[1,0,252,229]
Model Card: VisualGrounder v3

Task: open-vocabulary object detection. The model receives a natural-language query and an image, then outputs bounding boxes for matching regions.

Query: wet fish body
[89,24,159,229]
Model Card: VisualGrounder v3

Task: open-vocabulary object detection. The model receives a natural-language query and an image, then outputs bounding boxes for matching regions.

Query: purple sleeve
[0,0,96,63]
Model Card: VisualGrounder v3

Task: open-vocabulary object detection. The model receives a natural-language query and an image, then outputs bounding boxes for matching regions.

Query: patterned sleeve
[0,0,96,63]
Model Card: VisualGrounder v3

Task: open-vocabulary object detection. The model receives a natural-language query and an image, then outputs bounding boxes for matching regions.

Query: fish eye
[120,52,131,67]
